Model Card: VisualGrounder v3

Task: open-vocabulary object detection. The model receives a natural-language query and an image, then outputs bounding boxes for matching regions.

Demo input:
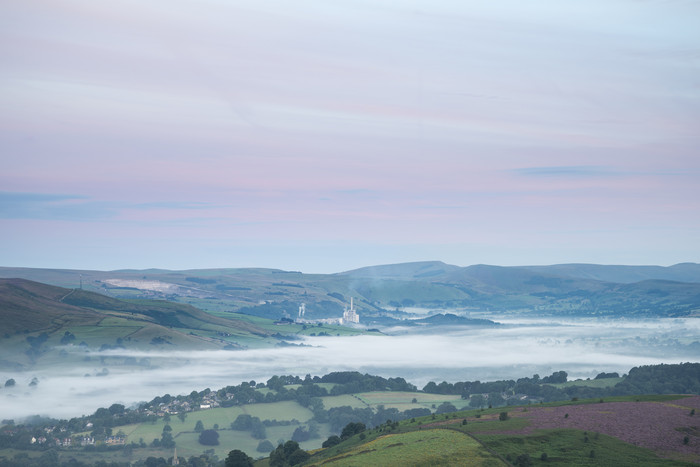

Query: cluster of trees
[421,364,700,405]
[320,372,417,394]
[321,404,430,432]
[268,440,310,467]
[614,363,700,395]
[422,371,581,404]
[230,414,267,439]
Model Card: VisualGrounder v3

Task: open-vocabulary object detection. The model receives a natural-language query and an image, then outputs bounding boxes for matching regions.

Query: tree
[435,402,457,414]
[469,394,486,409]
[4,379,15,387]
[225,449,254,467]
[60,331,76,344]
[160,431,175,448]
[288,449,310,465]
[177,412,187,423]
[514,453,533,467]
[231,414,253,430]
[194,420,204,432]
[499,412,509,421]
[145,457,168,467]
[322,435,341,448]
[269,441,309,467]
[340,422,366,440]
[257,439,274,453]
[198,429,219,446]
[541,371,568,384]
[251,418,267,439]
[488,392,505,407]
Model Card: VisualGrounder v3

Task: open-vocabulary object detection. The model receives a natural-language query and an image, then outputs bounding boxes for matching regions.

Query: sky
[1,0,699,273]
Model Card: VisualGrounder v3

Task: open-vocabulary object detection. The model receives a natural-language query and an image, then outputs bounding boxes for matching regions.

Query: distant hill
[340,261,700,284]
[521,262,700,284]
[0,278,271,369]
[1,262,700,318]
[337,261,461,280]
[413,313,497,327]
[0,278,104,335]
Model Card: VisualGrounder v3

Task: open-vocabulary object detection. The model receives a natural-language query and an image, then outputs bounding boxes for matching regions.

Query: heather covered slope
[300,396,699,466]
[0,278,104,334]
[0,278,272,369]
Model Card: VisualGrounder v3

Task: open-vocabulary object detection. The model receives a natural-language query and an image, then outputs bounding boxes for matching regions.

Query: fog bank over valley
[1,317,698,421]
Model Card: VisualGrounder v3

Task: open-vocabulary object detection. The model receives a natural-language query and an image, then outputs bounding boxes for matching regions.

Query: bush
[435,402,458,414]
[340,422,366,440]
[513,454,532,467]
[322,435,341,448]
[270,441,309,467]
[226,449,254,467]
[198,429,219,446]
[499,412,508,421]
[514,453,532,467]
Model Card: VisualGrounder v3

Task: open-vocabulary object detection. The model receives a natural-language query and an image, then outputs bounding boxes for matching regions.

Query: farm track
[58,288,77,302]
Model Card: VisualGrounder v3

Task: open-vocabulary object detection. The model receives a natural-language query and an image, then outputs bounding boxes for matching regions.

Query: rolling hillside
[299,395,700,466]
[1,262,700,319]
[0,278,272,369]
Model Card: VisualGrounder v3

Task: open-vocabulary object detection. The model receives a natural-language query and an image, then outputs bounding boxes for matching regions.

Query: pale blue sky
[1,0,699,272]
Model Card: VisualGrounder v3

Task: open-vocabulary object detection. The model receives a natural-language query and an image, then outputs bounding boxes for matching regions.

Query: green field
[318,391,467,412]
[112,400,323,461]
[549,377,623,389]
[311,429,505,466]
[320,394,368,409]
[119,400,314,445]
[355,391,466,410]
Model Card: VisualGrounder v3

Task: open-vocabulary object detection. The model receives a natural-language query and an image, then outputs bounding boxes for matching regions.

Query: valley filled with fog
[1,317,698,421]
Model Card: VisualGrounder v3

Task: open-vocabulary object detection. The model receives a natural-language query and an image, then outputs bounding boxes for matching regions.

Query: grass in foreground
[308,429,505,466]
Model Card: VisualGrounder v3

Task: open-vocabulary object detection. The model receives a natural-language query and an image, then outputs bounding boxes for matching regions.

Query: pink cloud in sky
[1,0,699,271]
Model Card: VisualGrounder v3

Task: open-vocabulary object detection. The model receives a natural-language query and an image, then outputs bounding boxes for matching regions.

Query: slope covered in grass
[310,429,504,466]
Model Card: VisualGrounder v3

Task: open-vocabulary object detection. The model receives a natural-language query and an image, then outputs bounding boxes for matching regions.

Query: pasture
[356,391,467,410]
[117,400,314,446]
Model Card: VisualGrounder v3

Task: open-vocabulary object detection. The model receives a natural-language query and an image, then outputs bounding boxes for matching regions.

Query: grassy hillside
[310,429,504,466]
[298,395,700,466]
[0,278,274,369]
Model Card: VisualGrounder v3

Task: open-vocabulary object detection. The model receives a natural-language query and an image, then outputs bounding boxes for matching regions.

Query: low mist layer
[1,317,697,420]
